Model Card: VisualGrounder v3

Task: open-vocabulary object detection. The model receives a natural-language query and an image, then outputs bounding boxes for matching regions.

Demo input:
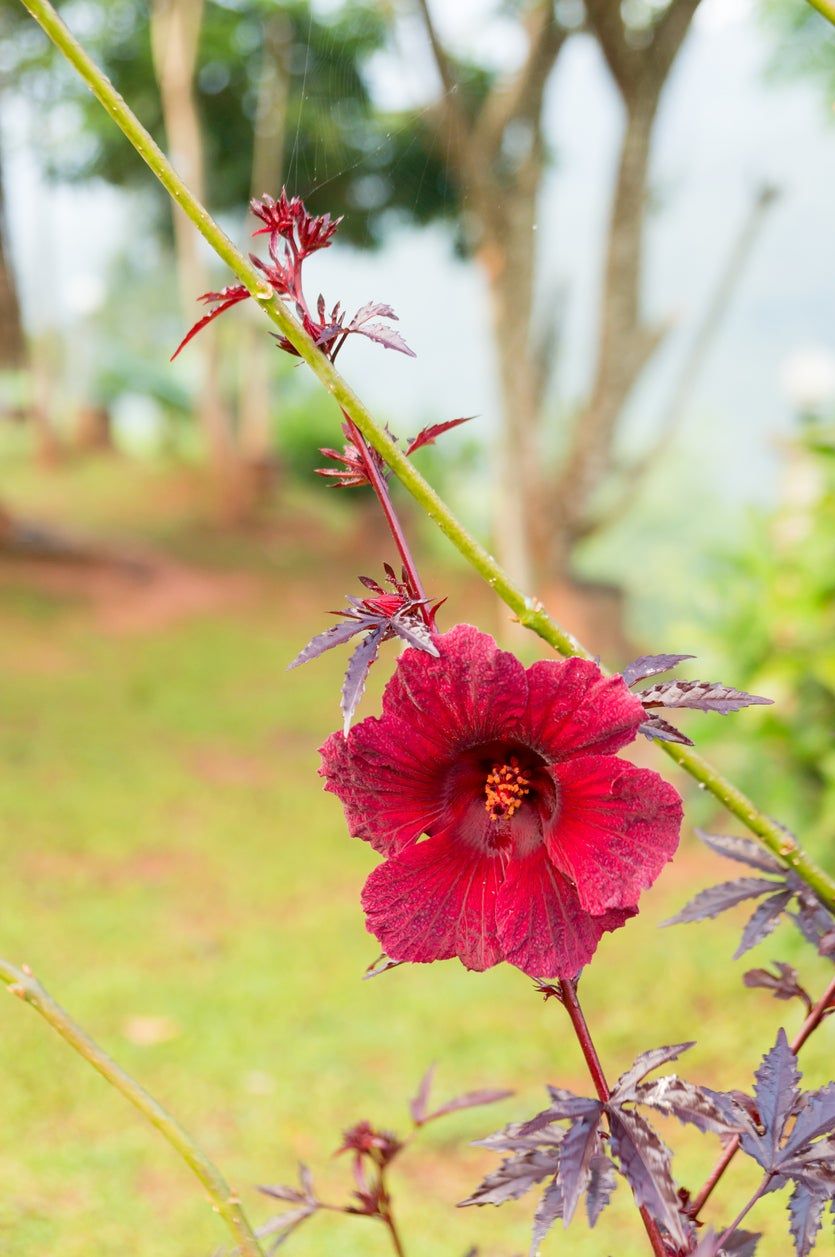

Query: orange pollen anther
[484,756,531,821]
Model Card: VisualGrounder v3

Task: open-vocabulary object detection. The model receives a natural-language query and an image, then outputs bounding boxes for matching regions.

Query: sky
[3,0,835,510]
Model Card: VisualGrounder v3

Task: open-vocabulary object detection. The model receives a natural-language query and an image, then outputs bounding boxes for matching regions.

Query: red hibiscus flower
[320,625,682,978]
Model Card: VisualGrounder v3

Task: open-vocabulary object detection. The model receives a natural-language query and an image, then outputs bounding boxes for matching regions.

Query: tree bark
[150,0,242,515]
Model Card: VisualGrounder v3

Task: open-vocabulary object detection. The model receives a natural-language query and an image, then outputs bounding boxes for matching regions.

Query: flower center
[484,757,531,821]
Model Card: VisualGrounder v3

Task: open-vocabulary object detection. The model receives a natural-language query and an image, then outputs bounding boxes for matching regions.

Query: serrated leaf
[350,300,398,327]
[696,830,786,875]
[585,1152,617,1227]
[734,890,794,959]
[287,618,369,669]
[530,1176,563,1254]
[459,1148,561,1207]
[638,680,773,713]
[558,1116,601,1224]
[749,1029,801,1169]
[358,575,385,593]
[785,1084,835,1154]
[171,285,250,360]
[621,654,695,688]
[608,1109,687,1249]
[472,1121,564,1154]
[391,612,440,655]
[612,1043,696,1100]
[634,1076,741,1135]
[410,1064,436,1125]
[722,1230,762,1256]
[638,713,694,745]
[519,1095,601,1137]
[405,415,474,456]
[664,879,779,927]
[341,626,385,734]
[743,963,811,1010]
[788,1183,827,1257]
[352,320,416,357]
[421,1087,514,1126]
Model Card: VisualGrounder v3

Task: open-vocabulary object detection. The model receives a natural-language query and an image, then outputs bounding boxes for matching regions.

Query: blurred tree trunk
[150,0,244,518]
[0,128,61,466]
[237,13,292,508]
[415,0,704,642]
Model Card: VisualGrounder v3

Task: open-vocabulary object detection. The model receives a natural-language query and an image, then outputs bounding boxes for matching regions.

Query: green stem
[15,0,835,912]
[0,959,265,1257]
[805,0,835,25]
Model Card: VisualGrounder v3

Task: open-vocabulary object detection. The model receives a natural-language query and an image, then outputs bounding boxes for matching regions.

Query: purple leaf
[472,1121,565,1154]
[638,680,773,714]
[788,1183,827,1257]
[519,1095,601,1136]
[358,575,385,593]
[608,1109,687,1249]
[621,654,695,688]
[585,1152,617,1227]
[459,1147,561,1207]
[743,963,812,1011]
[634,1077,741,1136]
[722,1230,762,1256]
[612,1043,696,1100]
[530,1176,563,1253]
[410,1065,436,1125]
[696,830,786,875]
[287,618,369,669]
[405,416,474,456]
[559,1116,602,1224]
[749,1029,801,1169]
[341,625,385,734]
[391,612,440,655]
[785,1083,835,1154]
[420,1087,514,1127]
[638,713,694,745]
[347,315,416,357]
[734,890,794,959]
[350,300,399,327]
[664,879,780,927]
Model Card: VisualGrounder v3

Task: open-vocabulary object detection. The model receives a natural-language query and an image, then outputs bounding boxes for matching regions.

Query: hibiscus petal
[523,657,644,760]
[361,833,504,971]
[320,714,445,854]
[381,624,528,749]
[548,757,682,914]
[497,847,634,978]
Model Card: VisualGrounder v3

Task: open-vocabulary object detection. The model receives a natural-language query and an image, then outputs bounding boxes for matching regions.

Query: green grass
[0,460,833,1256]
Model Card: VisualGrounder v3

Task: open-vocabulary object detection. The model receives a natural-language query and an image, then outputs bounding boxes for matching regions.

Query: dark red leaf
[633,1077,742,1136]
[531,1176,564,1251]
[405,416,474,456]
[420,1087,514,1127]
[788,1183,827,1257]
[171,286,250,360]
[559,1116,602,1224]
[459,1148,561,1207]
[410,1065,436,1125]
[287,619,369,670]
[585,1152,618,1227]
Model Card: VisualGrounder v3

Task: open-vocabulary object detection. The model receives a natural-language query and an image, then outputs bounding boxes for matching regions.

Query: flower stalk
[14,0,835,913]
[0,958,265,1257]
[558,980,669,1257]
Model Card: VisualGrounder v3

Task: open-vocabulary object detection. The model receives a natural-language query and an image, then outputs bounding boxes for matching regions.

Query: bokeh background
[0,1,833,1254]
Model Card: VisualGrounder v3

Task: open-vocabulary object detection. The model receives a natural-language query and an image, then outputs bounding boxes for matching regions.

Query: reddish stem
[686,974,835,1221]
[343,413,430,616]
[558,980,669,1257]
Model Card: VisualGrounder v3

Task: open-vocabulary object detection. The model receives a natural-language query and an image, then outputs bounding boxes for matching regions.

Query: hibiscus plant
[5,5,835,1257]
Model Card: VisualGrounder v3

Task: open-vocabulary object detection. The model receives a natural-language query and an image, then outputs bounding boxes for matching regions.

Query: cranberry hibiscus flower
[321,625,682,978]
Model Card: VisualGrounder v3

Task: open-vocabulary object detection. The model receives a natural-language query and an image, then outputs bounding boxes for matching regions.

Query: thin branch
[687,974,835,1220]
[558,980,669,1257]
[17,0,835,914]
[474,1,566,151]
[0,958,265,1257]
[412,0,470,172]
